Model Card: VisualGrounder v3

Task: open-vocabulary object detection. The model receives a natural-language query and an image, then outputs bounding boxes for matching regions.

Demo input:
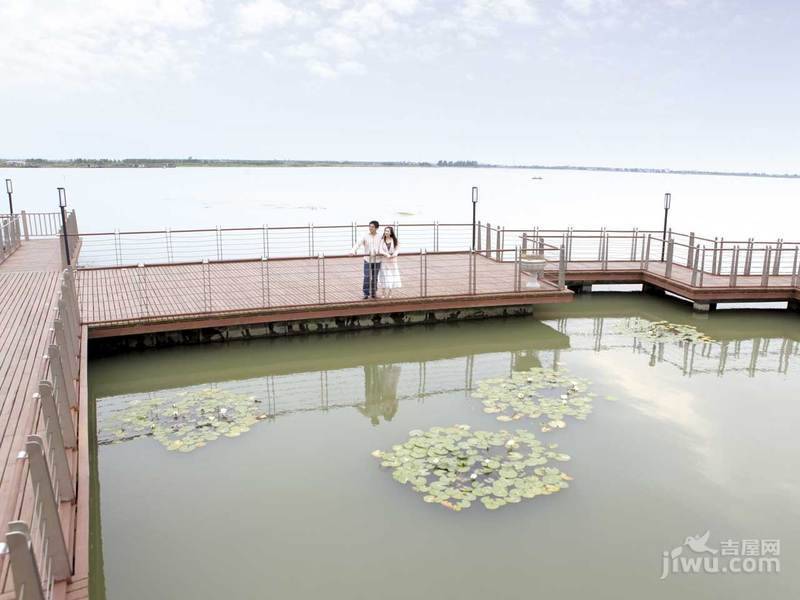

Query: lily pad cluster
[472,367,593,432]
[618,318,714,343]
[372,425,571,511]
[99,387,269,453]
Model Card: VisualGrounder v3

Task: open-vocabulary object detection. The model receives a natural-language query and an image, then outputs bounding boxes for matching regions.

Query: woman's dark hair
[369,220,380,228]
[383,226,398,248]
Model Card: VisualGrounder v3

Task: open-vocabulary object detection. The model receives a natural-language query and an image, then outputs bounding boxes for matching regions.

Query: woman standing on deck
[379,226,401,298]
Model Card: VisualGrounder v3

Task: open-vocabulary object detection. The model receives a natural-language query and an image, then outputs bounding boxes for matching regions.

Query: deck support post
[642,283,665,296]
[24,436,73,576]
[692,302,717,313]
[5,523,46,600]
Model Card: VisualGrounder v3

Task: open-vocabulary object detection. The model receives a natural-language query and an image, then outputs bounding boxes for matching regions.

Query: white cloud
[0,0,212,88]
[235,0,295,33]
[316,28,363,56]
[563,0,594,15]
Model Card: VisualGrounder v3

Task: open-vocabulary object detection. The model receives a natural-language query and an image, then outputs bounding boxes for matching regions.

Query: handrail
[2,269,81,600]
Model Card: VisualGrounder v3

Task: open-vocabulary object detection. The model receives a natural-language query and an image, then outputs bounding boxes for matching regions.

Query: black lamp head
[4,179,11,194]
[57,187,67,208]
[472,186,478,204]
[664,192,672,210]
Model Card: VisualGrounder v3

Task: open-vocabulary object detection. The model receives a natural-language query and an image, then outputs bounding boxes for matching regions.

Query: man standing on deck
[352,220,382,299]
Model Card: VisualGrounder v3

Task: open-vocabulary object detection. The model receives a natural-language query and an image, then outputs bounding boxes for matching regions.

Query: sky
[0,0,798,172]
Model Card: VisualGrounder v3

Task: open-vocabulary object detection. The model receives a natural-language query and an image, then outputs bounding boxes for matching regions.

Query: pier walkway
[2,213,800,599]
[0,213,86,600]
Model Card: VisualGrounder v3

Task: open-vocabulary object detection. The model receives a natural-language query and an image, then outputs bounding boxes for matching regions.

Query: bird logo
[684,531,718,554]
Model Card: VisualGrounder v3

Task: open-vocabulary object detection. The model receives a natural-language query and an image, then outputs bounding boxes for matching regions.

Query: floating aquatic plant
[472,367,593,432]
[99,387,269,453]
[618,318,714,343]
[372,425,571,511]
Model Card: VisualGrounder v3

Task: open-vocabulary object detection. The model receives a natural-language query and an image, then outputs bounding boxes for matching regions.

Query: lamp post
[5,179,12,215]
[661,192,671,261]
[471,186,478,251]
[58,187,70,266]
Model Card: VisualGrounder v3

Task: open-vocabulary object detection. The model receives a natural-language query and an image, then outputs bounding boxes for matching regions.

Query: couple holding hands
[352,220,401,299]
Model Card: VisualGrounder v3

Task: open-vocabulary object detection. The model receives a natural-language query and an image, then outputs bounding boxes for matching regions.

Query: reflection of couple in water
[358,363,401,425]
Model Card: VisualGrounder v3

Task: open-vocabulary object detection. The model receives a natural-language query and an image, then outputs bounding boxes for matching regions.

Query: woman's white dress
[379,241,402,289]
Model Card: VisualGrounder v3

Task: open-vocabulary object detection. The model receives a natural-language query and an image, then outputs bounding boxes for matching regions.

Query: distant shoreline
[1,159,798,179]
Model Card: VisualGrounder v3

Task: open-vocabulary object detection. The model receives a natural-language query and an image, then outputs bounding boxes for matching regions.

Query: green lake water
[89,294,800,599]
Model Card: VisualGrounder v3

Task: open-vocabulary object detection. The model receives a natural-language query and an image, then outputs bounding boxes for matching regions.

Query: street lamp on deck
[471,186,478,252]
[58,187,71,266]
[661,192,671,261]
[5,179,12,215]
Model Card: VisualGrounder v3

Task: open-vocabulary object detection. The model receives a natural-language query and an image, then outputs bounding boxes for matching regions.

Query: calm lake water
[90,294,800,599]
[4,167,800,239]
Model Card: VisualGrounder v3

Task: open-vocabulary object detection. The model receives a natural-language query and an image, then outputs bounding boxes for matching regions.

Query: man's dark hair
[369,220,380,228]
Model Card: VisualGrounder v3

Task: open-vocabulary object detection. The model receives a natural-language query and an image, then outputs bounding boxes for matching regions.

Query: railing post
[53,319,78,380]
[137,263,148,319]
[558,245,566,290]
[48,344,77,410]
[308,223,314,257]
[5,522,46,600]
[25,436,72,577]
[317,253,325,303]
[522,232,528,253]
[19,210,30,240]
[165,228,173,264]
[471,249,477,294]
[700,247,706,286]
[495,227,501,261]
[630,228,638,261]
[687,232,695,267]
[773,238,783,275]
[644,234,652,271]
[712,237,718,274]
[513,247,520,292]
[216,226,222,261]
[792,247,799,288]
[665,238,674,278]
[262,224,270,258]
[434,221,440,252]
[567,226,573,261]
[729,246,739,287]
[114,229,122,266]
[476,221,482,252]
[761,247,771,287]
[260,257,270,307]
[351,222,357,248]
[40,375,77,454]
[744,238,753,275]
[691,245,701,286]
[202,259,211,312]
[602,233,609,270]
[485,223,491,258]
[717,237,725,274]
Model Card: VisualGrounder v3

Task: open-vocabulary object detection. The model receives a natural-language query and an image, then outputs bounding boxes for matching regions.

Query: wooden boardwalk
[0,239,88,600]
[77,253,572,336]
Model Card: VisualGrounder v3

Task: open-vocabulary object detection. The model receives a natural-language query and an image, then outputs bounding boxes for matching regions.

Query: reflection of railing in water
[550,316,800,377]
[97,351,533,442]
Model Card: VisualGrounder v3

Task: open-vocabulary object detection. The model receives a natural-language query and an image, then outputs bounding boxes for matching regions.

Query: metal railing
[70,222,473,268]
[1,214,23,264]
[1,269,81,600]
[507,227,800,291]
[76,245,568,325]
